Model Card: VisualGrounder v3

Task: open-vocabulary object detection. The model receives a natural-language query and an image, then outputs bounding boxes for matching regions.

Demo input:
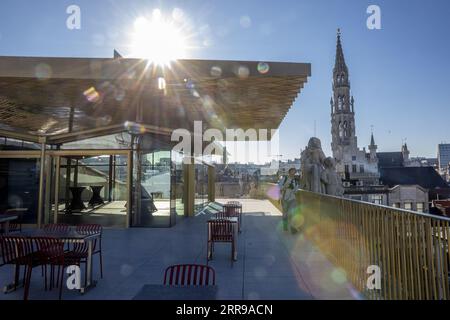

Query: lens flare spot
[291,213,305,230]
[236,65,250,79]
[257,62,270,74]
[120,264,134,277]
[253,266,268,278]
[83,87,101,103]
[266,185,280,201]
[331,268,347,284]
[35,63,52,80]
[240,15,252,28]
[210,66,222,77]
[172,8,184,21]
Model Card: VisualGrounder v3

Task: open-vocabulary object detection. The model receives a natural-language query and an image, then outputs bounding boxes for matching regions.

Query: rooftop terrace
[0,199,355,300]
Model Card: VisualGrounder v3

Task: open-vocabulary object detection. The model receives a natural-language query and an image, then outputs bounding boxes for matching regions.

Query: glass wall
[0,157,40,224]
[134,149,175,227]
[173,151,185,217]
[56,154,128,226]
[0,131,215,228]
[194,160,209,212]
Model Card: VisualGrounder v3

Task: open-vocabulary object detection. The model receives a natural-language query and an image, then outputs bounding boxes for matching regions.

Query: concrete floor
[0,199,356,300]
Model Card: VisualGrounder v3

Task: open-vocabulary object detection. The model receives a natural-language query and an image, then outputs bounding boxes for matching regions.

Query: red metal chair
[0,235,44,300]
[43,223,70,232]
[34,237,67,300]
[207,219,236,263]
[222,202,242,232]
[163,264,215,286]
[65,224,103,284]
[0,236,33,290]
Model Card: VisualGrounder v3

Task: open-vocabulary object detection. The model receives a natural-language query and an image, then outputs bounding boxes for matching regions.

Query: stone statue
[321,157,344,196]
[300,137,326,193]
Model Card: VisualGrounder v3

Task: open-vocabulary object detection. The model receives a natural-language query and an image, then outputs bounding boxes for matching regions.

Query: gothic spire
[334,28,348,74]
[370,132,376,146]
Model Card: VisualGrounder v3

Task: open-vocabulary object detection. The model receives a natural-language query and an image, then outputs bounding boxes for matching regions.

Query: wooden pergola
[0,56,310,144]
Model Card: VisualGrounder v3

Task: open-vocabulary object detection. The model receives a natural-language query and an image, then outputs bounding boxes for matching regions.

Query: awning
[0,56,311,144]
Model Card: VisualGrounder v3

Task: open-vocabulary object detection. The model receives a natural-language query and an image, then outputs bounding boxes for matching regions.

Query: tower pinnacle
[334,28,348,75]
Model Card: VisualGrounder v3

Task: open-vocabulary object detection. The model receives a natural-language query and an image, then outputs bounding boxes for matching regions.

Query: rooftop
[0,56,310,143]
[0,199,355,300]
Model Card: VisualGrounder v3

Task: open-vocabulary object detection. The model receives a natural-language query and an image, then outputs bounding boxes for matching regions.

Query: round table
[89,185,105,207]
[68,187,87,212]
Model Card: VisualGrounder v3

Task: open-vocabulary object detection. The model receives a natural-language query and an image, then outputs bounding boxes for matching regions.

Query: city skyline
[0,0,449,161]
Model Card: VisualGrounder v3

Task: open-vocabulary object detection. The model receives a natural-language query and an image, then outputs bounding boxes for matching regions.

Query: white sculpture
[300,137,343,196]
[300,137,326,193]
[321,157,344,196]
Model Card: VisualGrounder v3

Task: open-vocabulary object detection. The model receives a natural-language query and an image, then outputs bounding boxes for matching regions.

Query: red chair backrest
[208,220,234,242]
[0,236,34,265]
[43,224,69,232]
[164,264,215,286]
[224,205,239,217]
[34,237,65,262]
[76,224,102,235]
[215,209,229,219]
[73,224,102,252]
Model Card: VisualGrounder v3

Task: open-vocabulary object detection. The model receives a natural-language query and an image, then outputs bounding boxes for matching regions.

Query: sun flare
[130,9,188,66]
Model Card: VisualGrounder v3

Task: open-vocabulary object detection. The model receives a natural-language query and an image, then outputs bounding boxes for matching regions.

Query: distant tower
[331,29,357,162]
[369,132,377,161]
[402,143,410,162]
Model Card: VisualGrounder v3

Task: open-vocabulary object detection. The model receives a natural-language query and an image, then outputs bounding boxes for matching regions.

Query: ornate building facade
[327,30,448,211]
[330,30,379,188]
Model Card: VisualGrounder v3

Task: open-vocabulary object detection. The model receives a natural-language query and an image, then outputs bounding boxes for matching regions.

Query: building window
[360,165,364,173]
[393,203,401,208]
[416,202,424,212]
[352,164,357,173]
[352,156,356,161]
[372,195,383,205]
[339,122,344,138]
[345,165,349,173]
[338,96,343,110]
[404,202,412,210]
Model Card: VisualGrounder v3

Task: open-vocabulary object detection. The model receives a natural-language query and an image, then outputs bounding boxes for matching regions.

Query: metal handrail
[295,189,450,300]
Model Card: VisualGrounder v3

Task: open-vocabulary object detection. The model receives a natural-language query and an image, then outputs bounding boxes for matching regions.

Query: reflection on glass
[57,155,128,220]
[0,158,40,224]
[136,150,173,227]
[173,151,185,216]
[195,161,209,211]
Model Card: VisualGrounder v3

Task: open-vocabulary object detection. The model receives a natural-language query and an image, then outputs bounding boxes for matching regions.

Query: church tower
[329,29,379,186]
[369,132,377,161]
[331,29,357,162]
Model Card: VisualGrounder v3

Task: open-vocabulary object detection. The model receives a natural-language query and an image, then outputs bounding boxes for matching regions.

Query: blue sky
[0,0,449,161]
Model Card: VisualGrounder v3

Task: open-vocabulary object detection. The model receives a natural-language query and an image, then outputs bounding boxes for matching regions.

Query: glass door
[134,149,174,227]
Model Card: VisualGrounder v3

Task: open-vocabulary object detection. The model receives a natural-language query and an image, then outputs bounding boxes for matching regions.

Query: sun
[130,9,188,66]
